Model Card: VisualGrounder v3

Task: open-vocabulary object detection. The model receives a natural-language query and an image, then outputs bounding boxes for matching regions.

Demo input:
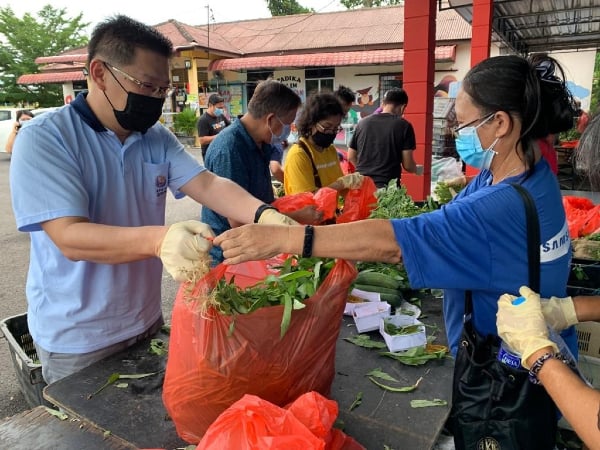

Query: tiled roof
[209,46,456,71]
[202,6,470,55]
[18,71,86,85]
[20,6,471,84]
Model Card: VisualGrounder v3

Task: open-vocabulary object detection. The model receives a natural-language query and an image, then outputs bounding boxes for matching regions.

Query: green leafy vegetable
[410,398,448,408]
[366,368,398,382]
[368,375,422,392]
[369,179,435,219]
[381,345,448,366]
[349,392,363,411]
[211,256,334,337]
[344,334,387,349]
[149,338,168,356]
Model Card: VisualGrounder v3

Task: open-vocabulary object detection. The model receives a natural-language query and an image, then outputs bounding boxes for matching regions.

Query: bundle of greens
[369,179,436,219]
[208,256,335,337]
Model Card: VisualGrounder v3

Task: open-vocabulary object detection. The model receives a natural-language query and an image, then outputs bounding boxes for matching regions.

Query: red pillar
[464,0,494,177]
[402,0,436,201]
[470,0,494,67]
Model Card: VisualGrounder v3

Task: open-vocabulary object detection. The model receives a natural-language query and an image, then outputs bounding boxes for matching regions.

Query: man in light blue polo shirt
[9,15,294,384]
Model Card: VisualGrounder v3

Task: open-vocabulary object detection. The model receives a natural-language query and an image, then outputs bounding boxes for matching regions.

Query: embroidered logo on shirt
[155,175,167,198]
[541,220,570,262]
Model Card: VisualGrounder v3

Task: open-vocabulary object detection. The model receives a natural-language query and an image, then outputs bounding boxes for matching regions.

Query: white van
[0,108,21,153]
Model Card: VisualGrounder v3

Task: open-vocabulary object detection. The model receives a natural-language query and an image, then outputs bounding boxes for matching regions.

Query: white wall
[550,50,596,111]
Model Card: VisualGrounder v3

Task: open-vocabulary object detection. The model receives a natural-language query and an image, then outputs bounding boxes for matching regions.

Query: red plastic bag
[313,187,338,221]
[563,196,597,238]
[336,176,377,224]
[162,259,357,444]
[272,192,316,213]
[196,391,365,450]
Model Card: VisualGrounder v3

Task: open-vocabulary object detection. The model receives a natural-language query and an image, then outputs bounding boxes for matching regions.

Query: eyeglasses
[451,112,496,138]
[316,122,343,135]
[104,62,172,98]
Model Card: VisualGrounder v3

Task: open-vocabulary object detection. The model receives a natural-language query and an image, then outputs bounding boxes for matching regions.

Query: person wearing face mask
[197,93,231,159]
[283,92,364,195]
[5,109,34,154]
[201,79,323,264]
[348,88,423,189]
[9,15,297,385]
[214,53,576,363]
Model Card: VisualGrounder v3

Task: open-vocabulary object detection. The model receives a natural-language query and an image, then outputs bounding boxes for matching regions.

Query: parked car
[0,108,21,153]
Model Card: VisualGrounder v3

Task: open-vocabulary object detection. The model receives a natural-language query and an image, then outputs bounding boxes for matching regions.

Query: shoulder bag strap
[465,183,540,316]
[297,139,322,188]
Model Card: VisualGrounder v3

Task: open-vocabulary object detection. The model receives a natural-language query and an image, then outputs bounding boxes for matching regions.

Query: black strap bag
[448,183,557,450]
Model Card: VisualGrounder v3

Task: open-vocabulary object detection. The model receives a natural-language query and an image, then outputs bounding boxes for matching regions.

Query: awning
[18,71,86,85]
[208,46,456,71]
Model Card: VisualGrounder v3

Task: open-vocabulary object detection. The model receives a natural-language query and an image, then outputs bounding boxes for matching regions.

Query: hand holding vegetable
[215,224,295,265]
[158,220,214,282]
[496,286,558,369]
[444,175,467,188]
[540,292,578,331]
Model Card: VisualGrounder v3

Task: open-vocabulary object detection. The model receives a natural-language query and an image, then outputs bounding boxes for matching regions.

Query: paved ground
[0,146,202,420]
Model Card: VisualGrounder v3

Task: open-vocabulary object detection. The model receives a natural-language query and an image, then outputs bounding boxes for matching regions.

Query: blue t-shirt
[10,93,205,353]
[392,159,575,356]
[202,119,274,263]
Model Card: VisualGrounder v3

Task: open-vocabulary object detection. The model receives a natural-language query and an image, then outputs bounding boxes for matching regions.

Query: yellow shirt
[284,138,343,194]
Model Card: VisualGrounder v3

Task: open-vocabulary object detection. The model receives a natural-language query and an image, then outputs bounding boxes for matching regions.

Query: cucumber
[355,271,404,290]
[353,283,402,297]
[379,292,404,307]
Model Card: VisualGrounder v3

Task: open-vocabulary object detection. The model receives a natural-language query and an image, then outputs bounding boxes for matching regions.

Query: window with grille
[379,75,403,103]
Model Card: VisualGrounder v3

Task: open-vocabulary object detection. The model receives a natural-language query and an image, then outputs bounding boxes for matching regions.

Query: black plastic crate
[0,313,51,408]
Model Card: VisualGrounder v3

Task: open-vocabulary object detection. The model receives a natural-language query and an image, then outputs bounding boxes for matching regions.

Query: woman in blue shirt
[215,54,577,357]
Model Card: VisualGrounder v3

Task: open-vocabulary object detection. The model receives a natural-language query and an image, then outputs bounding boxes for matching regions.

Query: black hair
[247,80,301,119]
[16,110,34,121]
[296,92,344,138]
[335,85,355,105]
[462,54,574,171]
[383,88,409,106]
[87,15,173,67]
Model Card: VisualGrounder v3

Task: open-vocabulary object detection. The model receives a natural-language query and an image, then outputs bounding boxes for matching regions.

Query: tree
[340,0,404,8]
[0,6,89,107]
[589,51,600,116]
[266,0,313,16]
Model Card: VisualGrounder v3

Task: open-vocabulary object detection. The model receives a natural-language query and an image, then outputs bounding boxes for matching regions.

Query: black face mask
[103,64,165,133]
[312,130,336,148]
[111,91,165,133]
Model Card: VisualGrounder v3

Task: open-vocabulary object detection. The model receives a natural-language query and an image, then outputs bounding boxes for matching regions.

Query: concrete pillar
[402,0,437,201]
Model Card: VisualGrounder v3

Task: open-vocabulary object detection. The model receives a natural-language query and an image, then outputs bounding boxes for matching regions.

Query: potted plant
[173,108,198,147]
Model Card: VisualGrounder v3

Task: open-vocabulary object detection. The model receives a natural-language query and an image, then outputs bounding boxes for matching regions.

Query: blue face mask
[455,116,499,170]
[269,116,291,146]
[214,107,224,116]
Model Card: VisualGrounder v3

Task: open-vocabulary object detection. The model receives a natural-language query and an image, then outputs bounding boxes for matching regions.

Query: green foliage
[0,6,89,106]
[590,51,600,116]
[266,0,313,16]
[369,179,435,219]
[340,0,404,9]
[173,108,198,136]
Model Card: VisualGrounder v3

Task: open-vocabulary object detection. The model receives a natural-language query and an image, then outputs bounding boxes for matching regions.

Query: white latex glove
[443,175,467,188]
[158,220,215,282]
[257,208,299,226]
[336,173,364,190]
[496,286,558,369]
[540,294,578,331]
